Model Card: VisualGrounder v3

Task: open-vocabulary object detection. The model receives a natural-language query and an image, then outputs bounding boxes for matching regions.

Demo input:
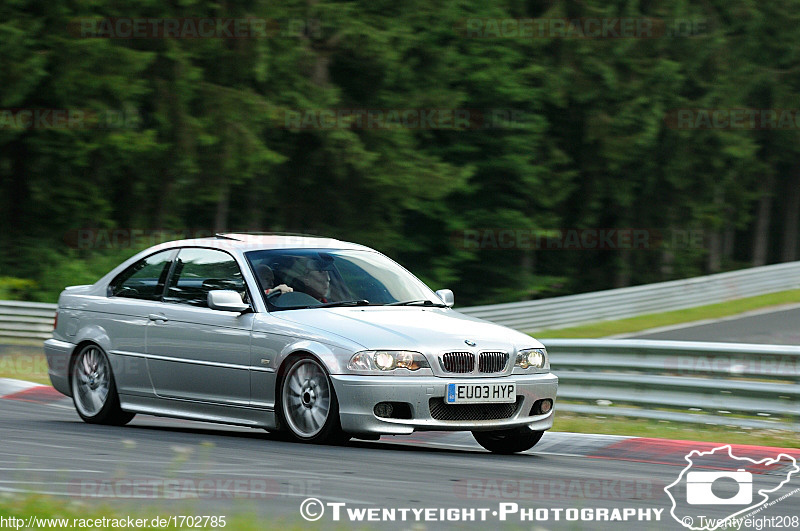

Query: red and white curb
[0,377,67,404]
[582,436,800,471]
[355,425,800,468]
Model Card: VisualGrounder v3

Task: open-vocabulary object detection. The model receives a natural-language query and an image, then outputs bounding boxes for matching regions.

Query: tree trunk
[707,230,721,272]
[8,140,28,236]
[153,176,173,229]
[520,250,535,298]
[723,223,735,261]
[707,185,724,272]
[214,183,230,233]
[246,180,264,231]
[781,169,800,262]
[752,175,775,266]
[613,249,632,288]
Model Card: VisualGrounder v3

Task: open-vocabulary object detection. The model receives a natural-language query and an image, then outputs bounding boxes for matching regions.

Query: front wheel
[472,427,544,454]
[70,344,135,426]
[278,356,349,445]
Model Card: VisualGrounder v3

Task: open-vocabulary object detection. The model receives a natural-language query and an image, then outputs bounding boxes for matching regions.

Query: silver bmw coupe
[44,234,557,453]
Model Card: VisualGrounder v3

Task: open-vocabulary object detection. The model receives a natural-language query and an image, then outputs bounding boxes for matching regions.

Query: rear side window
[165,248,246,307]
[109,250,174,300]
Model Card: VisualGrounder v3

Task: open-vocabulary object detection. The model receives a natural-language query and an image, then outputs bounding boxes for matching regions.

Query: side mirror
[435,289,455,308]
[208,290,250,312]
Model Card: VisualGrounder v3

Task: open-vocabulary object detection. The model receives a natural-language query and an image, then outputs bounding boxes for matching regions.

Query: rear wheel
[278,356,349,445]
[472,427,544,454]
[70,344,134,426]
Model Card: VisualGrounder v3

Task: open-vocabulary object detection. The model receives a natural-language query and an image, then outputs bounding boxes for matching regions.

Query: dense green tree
[1,0,799,304]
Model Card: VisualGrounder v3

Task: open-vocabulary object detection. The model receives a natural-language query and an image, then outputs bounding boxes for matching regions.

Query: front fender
[277,340,353,375]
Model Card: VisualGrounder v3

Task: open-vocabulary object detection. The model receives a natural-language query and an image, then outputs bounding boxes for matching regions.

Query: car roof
[89,233,377,298]
[149,233,372,253]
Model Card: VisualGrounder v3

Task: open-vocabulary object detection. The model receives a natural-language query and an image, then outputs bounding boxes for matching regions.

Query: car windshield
[245,249,444,310]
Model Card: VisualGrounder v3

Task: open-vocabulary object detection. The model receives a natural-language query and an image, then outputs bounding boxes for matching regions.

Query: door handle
[148,313,168,322]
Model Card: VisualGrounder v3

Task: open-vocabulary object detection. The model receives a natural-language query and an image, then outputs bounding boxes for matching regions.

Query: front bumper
[331,372,558,436]
[44,338,74,397]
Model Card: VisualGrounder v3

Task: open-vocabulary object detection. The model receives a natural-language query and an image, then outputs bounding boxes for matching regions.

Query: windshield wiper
[315,299,372,308]
[386,299,447,307]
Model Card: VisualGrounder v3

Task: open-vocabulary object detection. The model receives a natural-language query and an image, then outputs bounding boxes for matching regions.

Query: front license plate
[446,382,516,404]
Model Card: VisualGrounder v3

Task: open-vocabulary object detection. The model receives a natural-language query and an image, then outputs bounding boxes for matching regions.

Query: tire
[277,356,349,445]
[472,427,544,454]
[70,344,135,426]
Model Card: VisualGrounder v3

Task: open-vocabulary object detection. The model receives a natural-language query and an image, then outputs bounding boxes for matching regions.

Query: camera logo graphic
[686,468,752,505]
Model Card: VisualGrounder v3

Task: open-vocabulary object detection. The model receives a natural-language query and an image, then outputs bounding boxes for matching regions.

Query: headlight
[516,348,547,369]
[348,351,429,372]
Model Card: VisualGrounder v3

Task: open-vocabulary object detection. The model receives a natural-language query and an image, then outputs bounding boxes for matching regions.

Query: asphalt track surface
[631,306,800,345]
[1,307,798,529]
[1,391,798,530]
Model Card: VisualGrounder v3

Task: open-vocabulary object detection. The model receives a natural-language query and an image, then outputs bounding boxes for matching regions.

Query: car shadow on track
[43,417,542,458]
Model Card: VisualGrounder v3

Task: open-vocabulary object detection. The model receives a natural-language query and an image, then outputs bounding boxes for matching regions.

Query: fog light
[374,402,394,418]
[530,399,553,416]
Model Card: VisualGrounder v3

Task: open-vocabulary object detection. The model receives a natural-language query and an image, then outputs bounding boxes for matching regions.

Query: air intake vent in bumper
[428,397,523,421]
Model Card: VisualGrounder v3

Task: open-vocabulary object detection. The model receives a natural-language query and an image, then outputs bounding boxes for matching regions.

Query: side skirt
[119,394,277,430]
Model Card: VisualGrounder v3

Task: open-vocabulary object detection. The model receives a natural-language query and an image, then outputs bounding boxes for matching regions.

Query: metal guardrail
[0,301,797,430]
[2,260,799,340]
[0,300,56,341]
[459,260,800,332]
[543,338,800,431]
[0,265,798,431]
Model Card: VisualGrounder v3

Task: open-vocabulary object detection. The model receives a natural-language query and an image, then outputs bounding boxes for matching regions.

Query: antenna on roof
[214,233,241,240]
[217,231,330,239]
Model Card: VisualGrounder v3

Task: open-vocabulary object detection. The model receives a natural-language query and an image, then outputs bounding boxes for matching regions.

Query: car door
[103,248,176,397]
[145,247,254,405]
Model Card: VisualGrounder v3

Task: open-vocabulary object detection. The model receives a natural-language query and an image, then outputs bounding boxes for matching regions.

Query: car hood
[271,306,543,353]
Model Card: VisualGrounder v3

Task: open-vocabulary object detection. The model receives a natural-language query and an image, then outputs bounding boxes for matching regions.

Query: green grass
[0,494,313,531]
[534,289,800,338]
[0,350,51,385]
[553,412,799,448]
[0,337,46,347]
